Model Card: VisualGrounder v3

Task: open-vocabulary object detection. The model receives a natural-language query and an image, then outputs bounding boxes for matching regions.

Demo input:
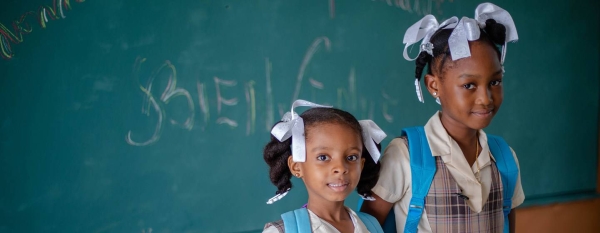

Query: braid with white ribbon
[267,99,331,204]
[358,119,387,201]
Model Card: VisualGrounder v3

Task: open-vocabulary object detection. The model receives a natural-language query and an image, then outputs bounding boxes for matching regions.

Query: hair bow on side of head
[403,15,458,103]
[475,2,518,65]
[450,2,518,61]
[475,3,519,43]
[403,14,439,62]
[402,14,438,104]
[270,99,332,162]
[358,120,387,163]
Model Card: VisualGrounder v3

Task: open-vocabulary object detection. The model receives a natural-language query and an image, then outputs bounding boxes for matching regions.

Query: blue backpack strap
[487,135,518,233]
[356,212,384,233]
[281,208,311,233]
[402,127,436,233]
[356,198,396,233]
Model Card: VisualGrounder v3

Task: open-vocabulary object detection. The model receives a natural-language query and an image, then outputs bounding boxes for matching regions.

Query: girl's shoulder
[382,136,409,162]
[263,220,284,233]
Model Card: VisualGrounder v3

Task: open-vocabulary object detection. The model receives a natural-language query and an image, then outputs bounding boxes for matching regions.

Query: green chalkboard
[0,0,598,232]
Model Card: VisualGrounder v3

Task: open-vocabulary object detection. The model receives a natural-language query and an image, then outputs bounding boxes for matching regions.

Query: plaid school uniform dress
[424,156,504,233]
[264,220,285,232]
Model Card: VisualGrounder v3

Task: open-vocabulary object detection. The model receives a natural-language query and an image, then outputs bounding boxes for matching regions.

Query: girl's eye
[347,155,359,161]
[317,155,330,161]
[490,80,502,86]
[463,83,476,90]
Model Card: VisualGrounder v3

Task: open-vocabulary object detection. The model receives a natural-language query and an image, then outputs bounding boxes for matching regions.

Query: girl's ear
[425,74,441,97]
[288,156,303,178]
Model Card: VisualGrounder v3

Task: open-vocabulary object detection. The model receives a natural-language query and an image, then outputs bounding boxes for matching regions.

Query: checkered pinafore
[424,156,504,233]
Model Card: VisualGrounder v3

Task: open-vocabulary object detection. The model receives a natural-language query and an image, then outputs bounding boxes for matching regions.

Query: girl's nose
[477,86,493,106]
[332,158,349,174]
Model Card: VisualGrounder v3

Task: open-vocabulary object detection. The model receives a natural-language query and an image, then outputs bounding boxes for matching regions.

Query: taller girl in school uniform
[361,3,525,233]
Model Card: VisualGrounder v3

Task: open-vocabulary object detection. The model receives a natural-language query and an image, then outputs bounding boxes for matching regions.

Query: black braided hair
[415,19,507,81]
[263,107,381,198]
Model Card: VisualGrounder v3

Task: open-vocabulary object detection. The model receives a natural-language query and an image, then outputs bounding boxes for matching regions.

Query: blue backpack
[281,208,383,233]
[358,126,518,233]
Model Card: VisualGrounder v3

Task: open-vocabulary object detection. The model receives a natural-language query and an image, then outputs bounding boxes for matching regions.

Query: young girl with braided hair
[263,100,386,233]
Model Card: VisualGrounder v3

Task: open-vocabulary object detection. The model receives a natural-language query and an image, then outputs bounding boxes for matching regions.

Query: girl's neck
[439,112,480,165]
[306,198,349,222]
[439,112,478,142]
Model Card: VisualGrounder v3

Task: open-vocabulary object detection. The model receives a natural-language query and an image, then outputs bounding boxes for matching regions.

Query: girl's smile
[471,108,494,118]
[327,181,350,192]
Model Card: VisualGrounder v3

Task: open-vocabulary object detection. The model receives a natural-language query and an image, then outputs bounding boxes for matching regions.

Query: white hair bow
[403,2,518,103]
[270,99,331,162]
[403,16,459,103]
[450,3,518,62]
[403,16,458,61]
[474,2,519,64]
[358,120,387,163]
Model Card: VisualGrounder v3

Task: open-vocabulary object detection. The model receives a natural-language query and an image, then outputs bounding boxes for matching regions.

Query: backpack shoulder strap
[281,208,311,233]
[401,126,436,233]
[487,134,518,233]
[356,212,384,233]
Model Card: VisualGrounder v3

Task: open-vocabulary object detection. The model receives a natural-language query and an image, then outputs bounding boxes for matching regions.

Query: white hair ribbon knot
[358,120,387,163]
[450,3,518,61]
[403,16,461,61]
[448,17,481,60]
[402,2,518,103]
[475,2,519,64]
[403,14,440,61]
[270,99,331,162]
[403,16,458,103]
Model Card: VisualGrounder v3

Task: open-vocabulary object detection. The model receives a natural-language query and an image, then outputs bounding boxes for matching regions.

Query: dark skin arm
[509,210,516,233]
[360,193,394,226]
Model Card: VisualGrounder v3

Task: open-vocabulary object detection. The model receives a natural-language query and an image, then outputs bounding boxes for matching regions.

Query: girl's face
[291,122,365,204]
[431,41,504,130]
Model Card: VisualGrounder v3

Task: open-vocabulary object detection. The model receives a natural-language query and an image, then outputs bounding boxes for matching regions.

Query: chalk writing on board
[292,36,331,102]
[214,77,239,128]
[309,78,324,90]
[382,90,396,122]
[337,67,357,112]
[126,36,400,146]
[329,0,336,19]
[0,0,85,60]
[265,58,274,131]
[196,81,210,128]
[245,81,256,135]
[371,0,452,16]
[216,117,238,127]
[126,58,195,146]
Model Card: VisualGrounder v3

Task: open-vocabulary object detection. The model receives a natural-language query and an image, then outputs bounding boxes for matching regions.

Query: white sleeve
[509,147,525,208]
[372,138,411,203]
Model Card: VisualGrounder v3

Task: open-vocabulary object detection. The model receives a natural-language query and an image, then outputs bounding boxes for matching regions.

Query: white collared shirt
[372,111,525,232]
